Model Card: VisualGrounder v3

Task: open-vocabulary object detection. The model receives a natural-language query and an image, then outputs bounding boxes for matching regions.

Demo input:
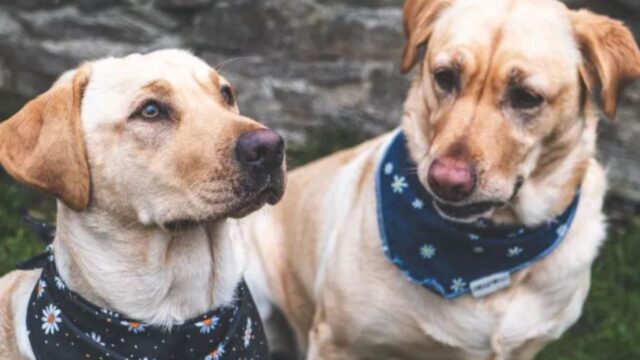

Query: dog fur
[246,0,640,359]
[0,49,285,359]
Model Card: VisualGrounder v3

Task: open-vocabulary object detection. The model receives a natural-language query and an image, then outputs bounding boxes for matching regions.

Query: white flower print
[391,175,408,194]
[41,304,62,335]
[204,343,225,360]
[450,278,466,293]
[472,246,485,254]
[88,332,105,346]
[475,219,489,228]
[384,162,394,175]
[36,279,47,299]
[508,228,526,238]
[507,246,523,257]
[243,318,253,348]
[195,316,219,334]
[419,244,436,259]
[101,308,120,318]
[468,233,480,241]
[46,244,54,261]
[54,276,66,290]
[411,198,424,210]
[121,320,145,333]
[556,224,569,239]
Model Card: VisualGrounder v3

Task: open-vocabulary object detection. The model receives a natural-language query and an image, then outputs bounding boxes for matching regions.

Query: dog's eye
[140,101,161,119]
[221,85,235,106]
[133,100,169,121]
[434,68,458,93]
[510,88,544,109]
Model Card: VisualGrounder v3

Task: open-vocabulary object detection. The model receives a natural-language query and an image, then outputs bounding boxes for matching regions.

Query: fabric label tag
[470,272,511,298]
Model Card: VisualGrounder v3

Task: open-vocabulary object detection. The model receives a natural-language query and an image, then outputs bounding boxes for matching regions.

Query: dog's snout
[236,129,285,172]
[427,157,476,202]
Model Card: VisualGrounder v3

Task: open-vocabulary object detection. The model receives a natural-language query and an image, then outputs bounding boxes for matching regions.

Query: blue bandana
[375,132,579,299]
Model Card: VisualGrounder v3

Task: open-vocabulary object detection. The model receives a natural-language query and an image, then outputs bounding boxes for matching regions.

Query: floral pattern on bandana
[375,131,580,299]
[23,243,269,360]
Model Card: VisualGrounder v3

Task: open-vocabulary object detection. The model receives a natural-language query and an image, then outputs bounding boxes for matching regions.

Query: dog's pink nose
[427,157,476,202]
[236,129,284,173]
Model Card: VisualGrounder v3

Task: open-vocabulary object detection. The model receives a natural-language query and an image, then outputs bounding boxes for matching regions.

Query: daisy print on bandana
[420,244,436,259]
[36,279,46,299]
[101,308,120,318]
[88,332,105,346]
[196,316,219,334]
[205,343,225,360]
[121,320,146,333]
[391,175,408,194]
[41,304,62,335]
[507,247,523,257]
[384,162,394,175]
[450,278,466,293]
[412,198,424,210]
[54,276,65,290]
[243,318,253,348]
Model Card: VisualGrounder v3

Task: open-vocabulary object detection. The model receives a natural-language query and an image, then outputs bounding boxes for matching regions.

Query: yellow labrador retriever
[0,49,285,359]
[246,0,640,358]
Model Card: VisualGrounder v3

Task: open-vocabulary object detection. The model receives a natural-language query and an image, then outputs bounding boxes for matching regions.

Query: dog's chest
[332,266,587,358]
[323,208,590,359]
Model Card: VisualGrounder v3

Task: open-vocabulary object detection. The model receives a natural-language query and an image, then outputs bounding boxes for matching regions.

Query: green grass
[0,171,54,275]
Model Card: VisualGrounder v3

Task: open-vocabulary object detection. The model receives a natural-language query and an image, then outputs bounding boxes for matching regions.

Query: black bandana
[20,220,269,360]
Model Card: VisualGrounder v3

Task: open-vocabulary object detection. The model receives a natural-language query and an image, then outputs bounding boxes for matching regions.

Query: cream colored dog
[246,0,640,358]
[0,49,285,359]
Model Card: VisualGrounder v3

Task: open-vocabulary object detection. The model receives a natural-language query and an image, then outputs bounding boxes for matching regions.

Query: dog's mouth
[431,176,524,223]
[163,173,285,232]
[229,175,285,218]
[433,200,499,222]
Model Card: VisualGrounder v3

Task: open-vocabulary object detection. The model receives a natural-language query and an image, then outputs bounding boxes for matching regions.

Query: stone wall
[0,0,639,201]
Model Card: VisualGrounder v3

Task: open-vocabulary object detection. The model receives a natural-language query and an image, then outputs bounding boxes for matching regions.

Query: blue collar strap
[375,132,580,299]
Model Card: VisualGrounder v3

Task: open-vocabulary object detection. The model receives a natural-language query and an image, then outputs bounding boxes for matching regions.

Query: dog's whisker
[214,56,252,72]
[123,219,143,230]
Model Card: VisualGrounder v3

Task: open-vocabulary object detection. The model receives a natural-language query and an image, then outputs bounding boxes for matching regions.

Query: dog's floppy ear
[401,0,451,74]
[0,66,92,211]
[571,9,640,120]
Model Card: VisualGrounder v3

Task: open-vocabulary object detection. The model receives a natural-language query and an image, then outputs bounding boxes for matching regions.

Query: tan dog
[246,0,640,358]
[0,49,285,359]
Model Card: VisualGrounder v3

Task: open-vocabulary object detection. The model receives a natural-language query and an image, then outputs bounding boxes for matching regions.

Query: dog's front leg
[304,303,356,360]
[507,338,548,360]
[307,320,353,360]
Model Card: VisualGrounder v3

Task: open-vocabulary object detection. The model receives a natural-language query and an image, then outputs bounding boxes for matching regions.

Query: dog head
[401,0,640,224]
[0,49,286,231]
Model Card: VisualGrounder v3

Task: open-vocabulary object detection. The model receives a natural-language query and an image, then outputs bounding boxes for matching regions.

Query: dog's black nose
[236,129,284,173]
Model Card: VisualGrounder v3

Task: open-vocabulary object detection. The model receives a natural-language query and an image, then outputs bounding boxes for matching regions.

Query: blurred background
[0,0,638,358]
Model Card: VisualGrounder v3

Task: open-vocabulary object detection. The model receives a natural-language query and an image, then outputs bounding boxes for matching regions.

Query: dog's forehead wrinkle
[142,79,174,97]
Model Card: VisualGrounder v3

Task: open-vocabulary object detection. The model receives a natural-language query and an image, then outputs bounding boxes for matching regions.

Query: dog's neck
[51,203,247,327]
